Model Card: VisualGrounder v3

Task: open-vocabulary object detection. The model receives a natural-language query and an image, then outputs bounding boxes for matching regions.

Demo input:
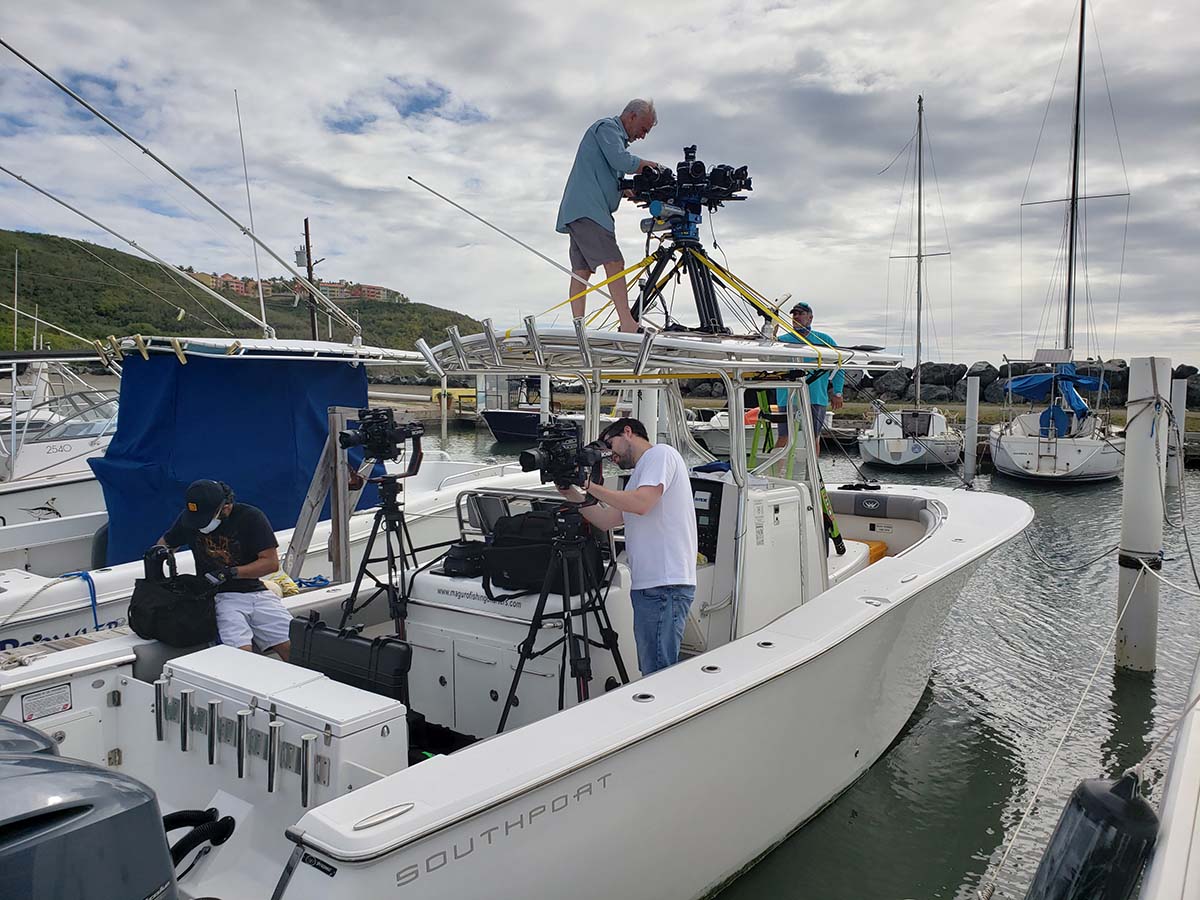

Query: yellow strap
[535,254,657,319]
[689,250,844,369]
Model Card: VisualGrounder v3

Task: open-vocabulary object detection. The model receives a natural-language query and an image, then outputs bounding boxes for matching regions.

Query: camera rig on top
[618,145,753,335]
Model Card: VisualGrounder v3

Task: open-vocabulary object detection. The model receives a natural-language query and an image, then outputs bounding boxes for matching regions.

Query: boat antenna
[0,38,360,339]
[1063,0,1086,353]
[234,89,270,337]
[407,175,615,305]
[0,164,275,335]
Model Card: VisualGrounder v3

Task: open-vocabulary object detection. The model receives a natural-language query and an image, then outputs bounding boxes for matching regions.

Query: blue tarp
[1005,363,1107,420]
[90,354,377,566]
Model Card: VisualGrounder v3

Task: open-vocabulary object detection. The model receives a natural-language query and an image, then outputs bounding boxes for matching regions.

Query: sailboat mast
[1064,0,1086,353]
[914,94,924,406]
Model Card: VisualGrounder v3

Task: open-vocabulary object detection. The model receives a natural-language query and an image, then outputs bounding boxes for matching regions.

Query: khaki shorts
[566,218,623,273]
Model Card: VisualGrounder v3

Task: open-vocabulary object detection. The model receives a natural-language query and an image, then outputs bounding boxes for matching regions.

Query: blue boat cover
[90,354,378,566]
[1005,363,1106,420]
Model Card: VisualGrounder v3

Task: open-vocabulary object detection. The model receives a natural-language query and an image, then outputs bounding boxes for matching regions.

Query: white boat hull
[988,425,1123,482]
[0,472,106,528]
[859,435,961,468]
[280,563,978,900]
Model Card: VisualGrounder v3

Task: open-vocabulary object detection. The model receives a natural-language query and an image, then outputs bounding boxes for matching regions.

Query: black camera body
[519,419,610,488]
[338,408,424,463]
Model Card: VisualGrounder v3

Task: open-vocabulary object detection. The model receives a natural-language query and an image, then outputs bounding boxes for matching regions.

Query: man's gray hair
[622,98,657,124]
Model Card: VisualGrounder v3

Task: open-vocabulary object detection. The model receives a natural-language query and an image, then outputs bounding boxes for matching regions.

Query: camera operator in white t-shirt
[557,417,698,674]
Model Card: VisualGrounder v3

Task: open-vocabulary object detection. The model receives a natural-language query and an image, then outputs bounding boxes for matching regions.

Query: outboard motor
[0,754,178,900]
[1024,772,1159,900]
[0,719,60,756]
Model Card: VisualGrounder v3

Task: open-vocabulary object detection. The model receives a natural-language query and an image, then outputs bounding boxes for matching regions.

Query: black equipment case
[289,614,412,702]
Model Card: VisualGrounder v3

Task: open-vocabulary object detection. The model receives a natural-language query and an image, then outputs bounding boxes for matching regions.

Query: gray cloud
[0,0,1196,365]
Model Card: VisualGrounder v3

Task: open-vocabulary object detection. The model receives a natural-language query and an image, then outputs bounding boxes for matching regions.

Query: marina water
[437,425,1200,899]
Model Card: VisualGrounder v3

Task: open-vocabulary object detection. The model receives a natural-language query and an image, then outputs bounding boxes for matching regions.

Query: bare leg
[238,644,254,653]
[268,641,291,663]
[602,260,639,333]
[569,269,592,319]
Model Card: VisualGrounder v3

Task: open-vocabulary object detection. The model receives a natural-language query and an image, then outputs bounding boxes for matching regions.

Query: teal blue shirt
[556,116,641,234]
[776,329,845,407]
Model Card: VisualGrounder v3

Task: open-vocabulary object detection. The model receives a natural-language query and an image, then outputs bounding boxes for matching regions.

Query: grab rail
[436,462,523,492]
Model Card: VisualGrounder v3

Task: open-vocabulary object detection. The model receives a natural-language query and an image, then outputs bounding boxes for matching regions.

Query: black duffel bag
[482,510,604,598]
[128,547,219,648]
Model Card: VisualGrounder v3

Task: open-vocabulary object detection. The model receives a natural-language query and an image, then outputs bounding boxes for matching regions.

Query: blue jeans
[630,584,695,675]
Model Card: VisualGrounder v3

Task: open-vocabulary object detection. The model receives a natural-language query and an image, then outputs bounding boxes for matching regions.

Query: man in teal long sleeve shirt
[556,99,659,333]
[776,301,844,451]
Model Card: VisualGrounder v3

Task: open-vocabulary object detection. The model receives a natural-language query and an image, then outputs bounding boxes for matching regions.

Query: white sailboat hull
[859,434,962,467]
[988,424,1123,482]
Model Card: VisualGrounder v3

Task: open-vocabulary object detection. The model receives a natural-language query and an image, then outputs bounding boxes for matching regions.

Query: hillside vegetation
[0,229,480,352]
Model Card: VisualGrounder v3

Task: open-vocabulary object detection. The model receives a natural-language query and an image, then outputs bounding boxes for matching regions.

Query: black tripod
[631,238,729,334]
[338,475,418,637]
[497,512,630,733]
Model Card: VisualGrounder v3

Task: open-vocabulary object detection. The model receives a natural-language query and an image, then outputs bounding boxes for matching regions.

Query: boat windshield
[26,391,120,442]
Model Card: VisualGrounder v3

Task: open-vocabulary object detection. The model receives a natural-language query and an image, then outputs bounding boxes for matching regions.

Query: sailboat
[988,0,1124,482]
[859,96,963,468]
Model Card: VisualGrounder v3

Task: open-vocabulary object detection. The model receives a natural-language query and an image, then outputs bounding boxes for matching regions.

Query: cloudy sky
[1,0,1196,365]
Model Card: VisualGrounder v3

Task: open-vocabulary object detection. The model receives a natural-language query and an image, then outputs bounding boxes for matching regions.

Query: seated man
[157,479,292,660]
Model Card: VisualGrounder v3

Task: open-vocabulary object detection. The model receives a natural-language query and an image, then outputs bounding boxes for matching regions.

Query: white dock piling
[1116,356,1171,673]
[1166,377,1188,490]
[964,376,980,485]
[539,374,551,425]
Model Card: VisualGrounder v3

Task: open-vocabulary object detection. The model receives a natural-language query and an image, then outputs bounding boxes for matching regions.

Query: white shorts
[214,589,293,650]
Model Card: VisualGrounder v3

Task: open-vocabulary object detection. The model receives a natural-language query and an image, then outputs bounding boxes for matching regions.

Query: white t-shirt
[620,443,698,590]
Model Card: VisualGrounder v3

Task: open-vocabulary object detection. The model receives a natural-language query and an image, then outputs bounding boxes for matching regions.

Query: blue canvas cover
[1005,363,1106,420]
[90,354,377,566]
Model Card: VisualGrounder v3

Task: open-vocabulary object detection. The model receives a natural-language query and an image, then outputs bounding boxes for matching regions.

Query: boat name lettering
[0,619,124,652]
[394,772,613,889]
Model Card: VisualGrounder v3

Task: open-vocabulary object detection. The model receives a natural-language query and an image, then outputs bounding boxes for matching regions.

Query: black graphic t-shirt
[163,503,278,593]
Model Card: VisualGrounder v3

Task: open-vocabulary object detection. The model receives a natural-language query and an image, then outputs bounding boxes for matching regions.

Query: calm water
[432,424,1200,899]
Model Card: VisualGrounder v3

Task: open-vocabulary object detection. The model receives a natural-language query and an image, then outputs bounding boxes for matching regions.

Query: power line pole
[303,217,319,341]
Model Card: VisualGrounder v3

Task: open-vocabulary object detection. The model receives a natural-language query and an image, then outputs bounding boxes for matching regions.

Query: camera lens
[338,429,366,450]
[689,160,706,180]
[518,448,546,473]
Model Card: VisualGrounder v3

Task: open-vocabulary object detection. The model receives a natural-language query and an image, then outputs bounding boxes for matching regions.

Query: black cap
[180,479,227,528]
[790,301,812,314]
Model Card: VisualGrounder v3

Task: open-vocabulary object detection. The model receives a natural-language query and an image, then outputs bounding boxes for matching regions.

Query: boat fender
[1023,772,1158,900]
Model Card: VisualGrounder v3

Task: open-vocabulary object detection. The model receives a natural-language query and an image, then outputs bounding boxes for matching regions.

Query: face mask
[198,516,222,534]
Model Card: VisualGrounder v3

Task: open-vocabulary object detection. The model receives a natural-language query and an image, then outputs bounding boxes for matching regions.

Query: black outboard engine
[0,754,178,900]
[1024,772,1159,900]
[0,719,60,756]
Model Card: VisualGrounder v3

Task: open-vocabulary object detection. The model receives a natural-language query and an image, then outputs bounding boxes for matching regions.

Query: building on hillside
[320,280,354,300]
[358,283,388,301]
[191,272,217,289]
[217,273,250,296]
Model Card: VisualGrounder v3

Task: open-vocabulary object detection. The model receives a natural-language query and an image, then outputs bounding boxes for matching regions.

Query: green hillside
[0,229,480,352]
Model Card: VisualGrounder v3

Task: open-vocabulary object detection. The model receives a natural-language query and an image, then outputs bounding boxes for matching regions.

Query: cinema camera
[338,407,424,462]
[621,145,751,240]
[518,419,610,489]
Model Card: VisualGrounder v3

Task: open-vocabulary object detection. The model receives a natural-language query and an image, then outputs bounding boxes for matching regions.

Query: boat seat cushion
[828,491,927,521]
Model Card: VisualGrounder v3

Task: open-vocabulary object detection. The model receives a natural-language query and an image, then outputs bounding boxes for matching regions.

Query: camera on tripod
[338,408,424,463]
[621,145,751,212]
[518,419,610,488]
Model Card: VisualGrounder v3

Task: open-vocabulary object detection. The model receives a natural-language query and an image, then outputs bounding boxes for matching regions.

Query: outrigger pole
[0,164,275,336]
[407,176,615,304]
[0,38,360,339]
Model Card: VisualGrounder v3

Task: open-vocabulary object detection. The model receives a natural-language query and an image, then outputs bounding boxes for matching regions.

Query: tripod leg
[631,250,675,323]
[561,549,589,703]
[684,247,727,333]
[497,570,555,734]
[339,510,384,628]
